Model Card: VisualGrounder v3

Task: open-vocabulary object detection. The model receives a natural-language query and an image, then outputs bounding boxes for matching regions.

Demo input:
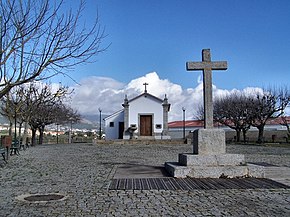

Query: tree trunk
[9,121,12,136]
[235,129,241,142]
[242,128,249,143]
[257,125,265,144]
[31,128,37,146]
[38,126,45,145]
[22,122,29,146]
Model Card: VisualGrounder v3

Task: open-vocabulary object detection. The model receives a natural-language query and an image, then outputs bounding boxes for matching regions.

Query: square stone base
[193,129,226,155]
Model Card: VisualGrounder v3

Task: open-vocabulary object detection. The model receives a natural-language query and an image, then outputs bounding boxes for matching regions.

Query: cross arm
[186,61,228,71]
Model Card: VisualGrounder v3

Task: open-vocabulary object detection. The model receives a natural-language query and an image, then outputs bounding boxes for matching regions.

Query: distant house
[168,120,219,139]
[104,90,171,140]
[168,117,290,139]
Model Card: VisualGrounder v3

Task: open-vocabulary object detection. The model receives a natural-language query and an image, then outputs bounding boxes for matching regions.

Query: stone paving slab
[113,164,170,178]
[0,143,290,216]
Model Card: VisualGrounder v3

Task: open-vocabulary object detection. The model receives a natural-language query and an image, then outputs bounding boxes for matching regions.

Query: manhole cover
[24,194,64,202]
[16,193,67,203]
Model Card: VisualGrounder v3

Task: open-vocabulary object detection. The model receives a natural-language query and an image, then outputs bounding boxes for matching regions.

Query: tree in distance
[0,82,80,145]
[196,86,290,143]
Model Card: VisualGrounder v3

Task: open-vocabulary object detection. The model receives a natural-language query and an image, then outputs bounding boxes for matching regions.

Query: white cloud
[125,72,183,99]
[284,106,290,116]
[69,72,273,121]
[197,75,202,84]
[70,76,125,115]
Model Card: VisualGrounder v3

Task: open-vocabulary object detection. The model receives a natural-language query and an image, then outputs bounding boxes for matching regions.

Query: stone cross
[143,82,149,93]
[186,49,227,129]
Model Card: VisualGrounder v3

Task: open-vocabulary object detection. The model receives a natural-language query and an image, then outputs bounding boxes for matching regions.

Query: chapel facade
[104,90,171,140]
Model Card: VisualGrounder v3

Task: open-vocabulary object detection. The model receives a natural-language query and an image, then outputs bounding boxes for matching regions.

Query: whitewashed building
[104,90,171,140]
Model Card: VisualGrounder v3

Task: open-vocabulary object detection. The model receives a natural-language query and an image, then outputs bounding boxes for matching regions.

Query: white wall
[104,111,124,140]
[129,95,163,134]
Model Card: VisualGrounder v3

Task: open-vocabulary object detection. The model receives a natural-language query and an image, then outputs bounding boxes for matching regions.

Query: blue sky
[54,0,290,119]
[58,0,290,90]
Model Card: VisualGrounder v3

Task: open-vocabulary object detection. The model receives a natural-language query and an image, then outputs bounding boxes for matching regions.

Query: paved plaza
[0,142,290,216]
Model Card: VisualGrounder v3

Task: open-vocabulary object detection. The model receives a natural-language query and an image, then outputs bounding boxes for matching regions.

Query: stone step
[187,165,249,178]
[270,179,290,187]
[165,162,266,178]
[165,162,264,178]
[165,162,290,181]
[263,167,290,186]
[165,162,191,178]
[264,167,290,179]
[179,153,245,167]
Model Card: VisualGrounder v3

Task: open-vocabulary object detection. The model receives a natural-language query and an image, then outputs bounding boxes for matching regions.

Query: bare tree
[0,86,27,139]
[280,114,290,142]
[24,82,73,145]
[0,94,15,136]
[196,87,290,143]
[33,102,80,145]
[1,82,76,145]
[0,0,107,98]
[214,93,251,142]
[194,104,204,121]
[249,87,290,143]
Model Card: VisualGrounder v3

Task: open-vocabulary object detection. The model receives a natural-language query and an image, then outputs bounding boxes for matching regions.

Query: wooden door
[140,115,152,136]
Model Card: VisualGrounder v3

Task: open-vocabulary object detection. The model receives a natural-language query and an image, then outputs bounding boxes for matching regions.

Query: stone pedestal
[165,129,265,178]
[193,129,225,155]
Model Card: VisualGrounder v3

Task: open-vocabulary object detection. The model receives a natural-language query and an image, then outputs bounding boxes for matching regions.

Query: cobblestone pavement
[0,143,289,216]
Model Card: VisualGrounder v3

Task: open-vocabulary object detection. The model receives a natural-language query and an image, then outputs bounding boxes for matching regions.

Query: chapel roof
[103,109,124,121]
[128,92,163,103]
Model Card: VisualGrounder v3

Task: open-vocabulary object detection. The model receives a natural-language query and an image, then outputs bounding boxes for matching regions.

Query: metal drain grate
[109,177,290,190]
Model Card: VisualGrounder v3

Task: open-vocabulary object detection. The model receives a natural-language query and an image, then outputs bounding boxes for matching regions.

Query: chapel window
[155,124,162,129]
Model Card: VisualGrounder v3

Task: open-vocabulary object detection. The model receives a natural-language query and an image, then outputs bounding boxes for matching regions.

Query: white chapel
[104,85,171,140]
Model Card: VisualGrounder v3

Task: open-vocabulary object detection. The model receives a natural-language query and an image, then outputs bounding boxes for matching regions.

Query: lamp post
[182,107,186,140]
[98,108,102,139]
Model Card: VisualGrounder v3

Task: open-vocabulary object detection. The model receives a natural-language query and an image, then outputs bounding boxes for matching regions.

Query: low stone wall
[93,138,185,145]
[184,130,289,144]
[225,130,289,143]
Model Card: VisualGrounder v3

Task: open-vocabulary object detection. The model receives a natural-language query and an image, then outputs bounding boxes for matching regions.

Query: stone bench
[19,140,29,150]
[10,141,20,155]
